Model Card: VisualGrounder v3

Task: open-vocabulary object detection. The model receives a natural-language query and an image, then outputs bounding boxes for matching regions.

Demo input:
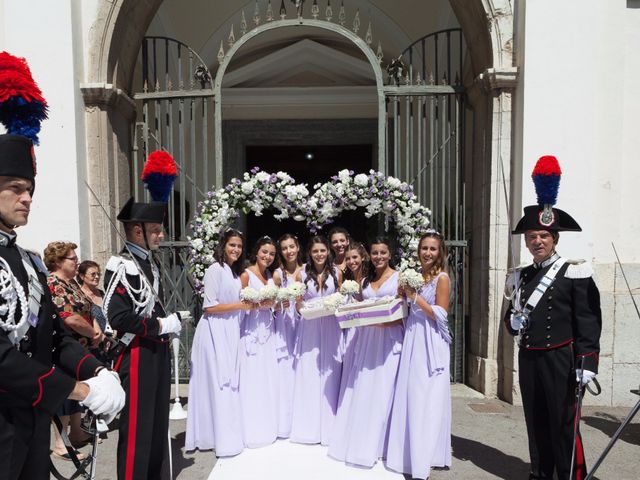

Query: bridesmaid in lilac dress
[186,229,250,457]
[290,235,343,445]
[337,242,369,402]
[239,236,279,447]
[328,237,404,467]
[272,233,304,438]
[387,231,452,479]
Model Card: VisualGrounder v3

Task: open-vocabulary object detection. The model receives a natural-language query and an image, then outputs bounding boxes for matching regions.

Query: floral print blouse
[47,274,93,339]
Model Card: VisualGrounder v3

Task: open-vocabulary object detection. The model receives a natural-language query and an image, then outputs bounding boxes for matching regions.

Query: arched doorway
[82,0,518,399]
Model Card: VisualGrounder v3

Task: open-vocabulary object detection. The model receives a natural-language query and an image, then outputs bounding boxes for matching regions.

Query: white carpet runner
[208,439,403,480]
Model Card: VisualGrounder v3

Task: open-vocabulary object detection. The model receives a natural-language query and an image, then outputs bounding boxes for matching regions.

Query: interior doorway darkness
[245,144,373,254]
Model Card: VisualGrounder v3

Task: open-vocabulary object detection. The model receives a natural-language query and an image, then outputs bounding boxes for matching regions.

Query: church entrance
[245,143,373,249]
[130,11,468,382]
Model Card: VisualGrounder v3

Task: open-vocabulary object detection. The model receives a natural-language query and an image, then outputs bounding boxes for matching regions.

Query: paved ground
[51,384,640,479]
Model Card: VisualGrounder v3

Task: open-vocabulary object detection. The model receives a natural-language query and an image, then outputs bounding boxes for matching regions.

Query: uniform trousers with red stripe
[518,344,586,480]
[115,337,171,480]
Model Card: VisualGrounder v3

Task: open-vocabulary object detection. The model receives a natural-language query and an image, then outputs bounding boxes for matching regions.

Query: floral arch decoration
[189,168,432,292]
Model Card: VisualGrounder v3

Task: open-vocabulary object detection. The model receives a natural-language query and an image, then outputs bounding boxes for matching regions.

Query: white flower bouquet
[340,280,360,296]
[285,281,306,300]
[299,292,346,320]
[323,293,347,311]
[258,284,279,302]
[240,287,260,303]
[399,268,425,290]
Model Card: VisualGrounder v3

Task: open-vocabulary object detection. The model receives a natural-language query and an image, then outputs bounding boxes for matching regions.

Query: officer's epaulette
[25,249,48,275]
[105,254,140,275]
[564,259,593,279]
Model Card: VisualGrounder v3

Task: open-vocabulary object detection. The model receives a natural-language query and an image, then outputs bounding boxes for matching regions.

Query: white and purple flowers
[189,168,432,294]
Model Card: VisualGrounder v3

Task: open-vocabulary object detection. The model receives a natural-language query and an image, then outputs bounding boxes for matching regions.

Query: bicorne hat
[117,150,178,224]
[512,155,581,234]
[0,51,48,184]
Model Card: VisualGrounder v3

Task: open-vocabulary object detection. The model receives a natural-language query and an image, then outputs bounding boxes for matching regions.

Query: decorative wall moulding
[80,82,137,120]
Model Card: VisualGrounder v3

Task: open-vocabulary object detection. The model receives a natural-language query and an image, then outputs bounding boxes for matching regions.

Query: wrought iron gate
[131,24,467,381]
[385,29,467,382]
[132,37,216,375]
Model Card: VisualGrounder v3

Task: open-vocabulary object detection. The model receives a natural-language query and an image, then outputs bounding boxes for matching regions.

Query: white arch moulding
[213,18,386,188]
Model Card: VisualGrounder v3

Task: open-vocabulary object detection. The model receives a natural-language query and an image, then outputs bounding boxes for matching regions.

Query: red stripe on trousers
[575,433,585,480]
[125,338,140,480]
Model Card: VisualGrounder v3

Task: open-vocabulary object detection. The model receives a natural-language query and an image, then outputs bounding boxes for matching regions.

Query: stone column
[81,83,137,267]
[466,67,518,399]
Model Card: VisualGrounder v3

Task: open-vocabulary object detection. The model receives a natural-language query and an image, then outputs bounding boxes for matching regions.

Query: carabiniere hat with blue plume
[0,51,48,188]
[117,151,178,224]
[512,155,581,234]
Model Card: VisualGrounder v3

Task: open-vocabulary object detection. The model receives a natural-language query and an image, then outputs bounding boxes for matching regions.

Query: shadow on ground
[451,435,530,480]
[583,411,640,447]
[170,431,195,477]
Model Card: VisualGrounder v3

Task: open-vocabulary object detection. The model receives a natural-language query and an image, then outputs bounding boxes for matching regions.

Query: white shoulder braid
[104,255,155,318]
[564,259,593,279]
[105,255,140,276]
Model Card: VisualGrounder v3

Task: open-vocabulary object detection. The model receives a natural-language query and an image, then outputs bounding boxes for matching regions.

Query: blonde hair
[43,241,78,271]
[418,232,448,281]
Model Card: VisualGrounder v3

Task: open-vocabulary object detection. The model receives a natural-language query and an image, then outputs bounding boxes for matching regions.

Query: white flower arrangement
[323,293,347,311]
[258,284,279,302]
[285,281,306,300]
[304,169,431,268]
[240,287,260,303]
[276,288,290,302]
[188,167,310,292]
[189,168,432,295]
[399,268,425,290]
[340,280,360,296]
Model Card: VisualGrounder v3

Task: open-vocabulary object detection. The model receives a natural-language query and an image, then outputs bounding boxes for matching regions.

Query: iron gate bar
[383,85,464,95]
[133,90,216,100]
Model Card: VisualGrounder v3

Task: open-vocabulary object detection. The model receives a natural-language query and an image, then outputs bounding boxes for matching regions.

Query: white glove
[158,313,182,335]
[176,310,193,323]
[576,368,596,386]
[80,369,126,424]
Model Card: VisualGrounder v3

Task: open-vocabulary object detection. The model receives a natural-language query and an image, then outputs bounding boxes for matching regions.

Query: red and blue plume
[141,150,178,202]
[0,51,48,144]
[532,155,562,206]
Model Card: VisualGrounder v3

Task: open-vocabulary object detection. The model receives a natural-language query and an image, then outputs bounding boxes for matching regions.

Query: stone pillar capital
[81,82,137,121]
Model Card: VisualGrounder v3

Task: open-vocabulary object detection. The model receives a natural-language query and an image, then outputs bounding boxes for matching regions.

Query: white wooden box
[336,297,407,329]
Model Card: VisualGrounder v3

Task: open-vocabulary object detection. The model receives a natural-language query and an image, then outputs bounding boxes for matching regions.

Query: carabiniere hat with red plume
[512,155,581,234]
[0,51,48,187]
[117,150,178,224]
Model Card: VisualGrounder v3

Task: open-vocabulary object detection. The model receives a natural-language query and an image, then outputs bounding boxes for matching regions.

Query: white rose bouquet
[240,287,260,303]
[399,268,425,290]
[323,293,347,311]
[258,284,279,302]
[399,268,425,304]
[340,280,360,296]
[286,281,306,299]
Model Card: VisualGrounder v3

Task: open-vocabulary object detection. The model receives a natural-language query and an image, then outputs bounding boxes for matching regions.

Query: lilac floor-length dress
[386,272,452,479]
[273,268,299,438]
[328,271,404,467]
[239,270,279,447]
[185,262,244,457]
[290,269,343,445]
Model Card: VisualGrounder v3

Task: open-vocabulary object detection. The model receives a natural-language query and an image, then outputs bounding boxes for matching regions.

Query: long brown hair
[277,232,303,266]
[249,236,278,274]
[363,236,395,289]
[215,229,246,278]
[304,235,338,291]
[344,241,369,284]
[418,231,448,281]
